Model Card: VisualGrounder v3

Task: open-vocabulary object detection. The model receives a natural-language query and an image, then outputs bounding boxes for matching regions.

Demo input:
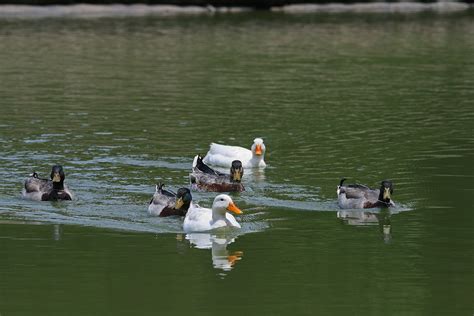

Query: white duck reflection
[337,209,392,243]
[185,233,243,271]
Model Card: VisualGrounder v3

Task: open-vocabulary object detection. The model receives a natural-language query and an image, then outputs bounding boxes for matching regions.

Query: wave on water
[273,2,470,13]
[0,4,252,19]
[0,2,470,19]
[0,152,412,235]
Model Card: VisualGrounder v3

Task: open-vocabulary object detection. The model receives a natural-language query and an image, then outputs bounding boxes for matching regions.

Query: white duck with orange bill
[183,194,243,232]
[202,138,266,168]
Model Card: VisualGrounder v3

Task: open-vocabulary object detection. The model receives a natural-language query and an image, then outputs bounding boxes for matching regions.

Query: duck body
[183,194,243,232]
[148,184,192,217]
[203,138,266,169]
[22,166,73,201]
[189,155,244,192]
[337,178,395,209]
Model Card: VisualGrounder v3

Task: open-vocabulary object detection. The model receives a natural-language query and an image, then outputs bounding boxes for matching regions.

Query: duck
[183,194,243,232]
[148,183,192,217]
[189,155,245,192]
[202,138,266,168]
[22,165,73,201]
[337,178,395,209]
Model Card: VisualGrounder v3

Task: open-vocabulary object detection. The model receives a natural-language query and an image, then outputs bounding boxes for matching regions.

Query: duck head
[212,194,243,218]
[251,138,266,157]
[230,160,244,183]
[175,188,192,211]
[50,165,65,183]
[378,180,394,204]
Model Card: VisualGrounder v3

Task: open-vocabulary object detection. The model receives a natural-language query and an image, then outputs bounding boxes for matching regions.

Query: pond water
[0,11,473,315]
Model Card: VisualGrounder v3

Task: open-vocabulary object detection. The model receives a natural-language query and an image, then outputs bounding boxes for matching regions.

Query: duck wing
[24,176,51,193]
[149,183,175,210]
[341,183,379,199]
[207,143,251,158]
[148,192,175,216]
[190,173,245,192]
[157,183,176,198]
[193,155,225,176]
[183,204,213,232]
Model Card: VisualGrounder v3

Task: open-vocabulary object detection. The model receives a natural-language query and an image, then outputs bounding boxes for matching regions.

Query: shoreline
[0,2,471,18]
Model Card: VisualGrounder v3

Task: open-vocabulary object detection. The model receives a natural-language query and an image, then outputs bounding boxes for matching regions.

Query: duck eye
[220,198,224,201]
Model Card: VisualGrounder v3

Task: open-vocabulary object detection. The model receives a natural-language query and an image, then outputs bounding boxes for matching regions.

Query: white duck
[183,194,243,232]
[203,138,266,168]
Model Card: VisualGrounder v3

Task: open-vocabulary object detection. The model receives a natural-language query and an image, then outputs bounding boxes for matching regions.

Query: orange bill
[255,144,262,156]
[226,201,243,214]
[227,251,243,265]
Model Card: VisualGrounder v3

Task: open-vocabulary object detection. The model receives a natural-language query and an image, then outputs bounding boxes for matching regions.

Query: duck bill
[383,188,391,200]
[227,251,243,265]
[232,170,243,182]
[52,173,61,182]
[175,197,184,209]
[255,144,262,156]
[227,202,243,215]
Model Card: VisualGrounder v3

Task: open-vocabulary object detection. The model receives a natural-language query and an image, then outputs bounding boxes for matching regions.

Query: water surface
[0,11,473,315]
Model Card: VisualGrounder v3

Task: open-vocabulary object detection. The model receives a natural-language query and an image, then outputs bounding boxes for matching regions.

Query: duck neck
[229,175,241,184]
[250,155,264,167]
[180,201,191,212]
[53,181,64,191]
[212,209,227,222]
[377,190,391,206]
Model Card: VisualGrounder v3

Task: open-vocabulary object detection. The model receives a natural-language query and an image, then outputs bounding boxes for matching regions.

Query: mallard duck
[22,165,73,201]
[202,138,266,168]
[337,178,395,209]
[183,194,243,232]
[189,155,245,192]
[148,183,192,217]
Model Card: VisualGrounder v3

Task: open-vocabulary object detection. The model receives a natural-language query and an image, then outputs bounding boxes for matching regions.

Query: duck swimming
[203,138,266,168]
[183,194,243,232]
[22,165,73,201]
[337,178,395,209]
[148,183,192,217]
[189,155,245,192]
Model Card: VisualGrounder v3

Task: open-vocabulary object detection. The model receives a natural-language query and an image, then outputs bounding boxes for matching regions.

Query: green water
[0,12,473,315]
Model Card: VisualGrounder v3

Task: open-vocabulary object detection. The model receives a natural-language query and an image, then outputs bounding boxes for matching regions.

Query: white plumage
[203,138,266,168]
[183,194,243,232]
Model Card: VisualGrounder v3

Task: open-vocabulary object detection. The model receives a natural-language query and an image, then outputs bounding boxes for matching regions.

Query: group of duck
[22,137,395,232]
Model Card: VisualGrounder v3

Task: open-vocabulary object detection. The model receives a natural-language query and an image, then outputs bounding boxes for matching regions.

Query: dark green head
[379,180,394,203]
[230,160,244,183]
[175,188,192,210]
[50,165,65,183]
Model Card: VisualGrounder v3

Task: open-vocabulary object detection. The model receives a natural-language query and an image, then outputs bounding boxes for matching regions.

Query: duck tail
[194,155,217,175]
[156,182,164,192]
[339,178,347,187]
[192,155,199,169]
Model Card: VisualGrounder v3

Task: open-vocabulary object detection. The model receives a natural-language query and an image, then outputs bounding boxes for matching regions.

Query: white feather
[183,195,242,232]
[202,138,266,168]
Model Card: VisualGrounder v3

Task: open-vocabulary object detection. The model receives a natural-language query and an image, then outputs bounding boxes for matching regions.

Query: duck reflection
[337,208,392,243]
[248,168,266,183]
[185,233,243,272]
[53,224,62,241]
